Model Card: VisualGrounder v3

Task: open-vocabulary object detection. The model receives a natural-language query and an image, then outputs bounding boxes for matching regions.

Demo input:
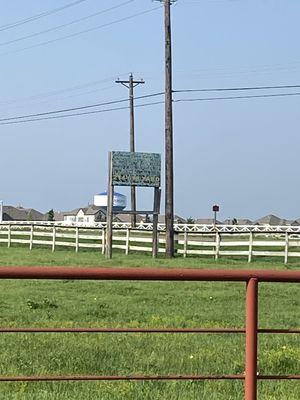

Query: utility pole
[157,0,176,257]
[115,74,144,227]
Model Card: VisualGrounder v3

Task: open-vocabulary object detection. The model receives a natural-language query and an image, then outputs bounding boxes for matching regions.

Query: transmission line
[1,5,162,56]
[0,1,134,47]
[0,92,165,122]
[174,84,300,93]
[0,0,89,32]
[1,90,299,125]
[0,100,165,126]
[0,74,130,107]
[2,82,299,108]
[174,91,300,103]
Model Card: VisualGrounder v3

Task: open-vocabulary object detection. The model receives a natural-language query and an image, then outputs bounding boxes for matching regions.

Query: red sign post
[212,205,220,225]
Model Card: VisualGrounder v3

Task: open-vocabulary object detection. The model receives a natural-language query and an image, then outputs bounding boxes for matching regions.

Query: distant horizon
[1,1,299,220]
[2,202,300,224]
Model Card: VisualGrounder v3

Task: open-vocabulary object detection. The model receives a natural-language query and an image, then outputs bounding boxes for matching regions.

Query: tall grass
[0,247,298,399]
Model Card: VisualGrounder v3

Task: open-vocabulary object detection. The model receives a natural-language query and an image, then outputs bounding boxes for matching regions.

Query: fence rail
[2,220,300,233]
[0,266,299,400]
[1,223,300,263]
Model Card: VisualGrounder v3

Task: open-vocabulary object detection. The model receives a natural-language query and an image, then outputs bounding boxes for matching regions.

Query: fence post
[125,228,130,255]
[248,232,253,263]
[183,231,188,258]
[102,228,106,255]
[75,227,79,253]
[174,232,179,254]
[7,224,11,248]
[245,278,258,400]
[284,232,289,265]
[52,226,56,252]
[215,232,220,260]
[29,224,34,250]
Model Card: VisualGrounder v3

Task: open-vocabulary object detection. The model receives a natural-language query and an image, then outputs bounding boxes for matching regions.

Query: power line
[1,5,162,56]
[0,73,130,107]
[0,0,89,32]
[0,85,116,114]
[174,91,300,103]
[0,92,165,122]
[0,100,165,126]
[1,90,299,126]
[174,84,300,93]
[3,82,299,108]
[174,61,300,80]
[0,1,135,48]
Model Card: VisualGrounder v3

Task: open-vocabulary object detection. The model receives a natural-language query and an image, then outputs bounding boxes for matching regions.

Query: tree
[47,209,55,222]
[186,217,195,224]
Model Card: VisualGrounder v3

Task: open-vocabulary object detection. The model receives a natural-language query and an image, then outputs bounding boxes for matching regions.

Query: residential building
[63,205,106,225]
[195,218,222,225]
[114,214,144,224]
[255,214,290,226]
[157,214,186,224]
[2,206,45,221]
[222,218,253,225]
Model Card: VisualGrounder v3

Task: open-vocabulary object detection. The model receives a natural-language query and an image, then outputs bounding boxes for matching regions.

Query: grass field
[0,247,299,399]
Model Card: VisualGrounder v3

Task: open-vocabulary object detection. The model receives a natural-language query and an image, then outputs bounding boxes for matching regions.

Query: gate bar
[0,267,299,282]
[0,327,298,333]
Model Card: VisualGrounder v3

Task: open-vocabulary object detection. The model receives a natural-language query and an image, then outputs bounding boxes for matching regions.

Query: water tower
[94,192,126,212]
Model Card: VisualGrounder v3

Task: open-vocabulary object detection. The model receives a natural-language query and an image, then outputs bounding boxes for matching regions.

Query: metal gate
[0,267,299,400]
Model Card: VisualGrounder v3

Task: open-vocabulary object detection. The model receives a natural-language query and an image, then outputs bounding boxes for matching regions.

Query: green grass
[0,247,299,399]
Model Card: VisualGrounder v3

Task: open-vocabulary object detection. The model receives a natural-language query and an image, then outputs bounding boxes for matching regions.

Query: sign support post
[106,152,114,259]
[212,204,220,227]
[152,188,161,258]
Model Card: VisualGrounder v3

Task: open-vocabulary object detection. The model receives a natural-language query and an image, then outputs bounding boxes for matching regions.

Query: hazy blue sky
[0,0,299,220]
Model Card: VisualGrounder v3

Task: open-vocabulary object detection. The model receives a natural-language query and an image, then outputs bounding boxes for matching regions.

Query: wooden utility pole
[115,74,144,227]
[162,0,176,257]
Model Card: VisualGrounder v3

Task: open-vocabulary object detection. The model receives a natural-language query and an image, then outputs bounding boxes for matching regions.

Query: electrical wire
[174,84,300,93]
[174,92,300,103]
[1,5,162,56]
[0,74,131,107]
[0,0,89,32]
[1,91,300,126]
[0,1,135,47]
[1,84,299,120]
[0,100,165,126]
[0,92,165,122]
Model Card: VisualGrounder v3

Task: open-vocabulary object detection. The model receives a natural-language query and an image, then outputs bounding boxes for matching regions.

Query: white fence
[1,222,300,263]
[3,220,300,233]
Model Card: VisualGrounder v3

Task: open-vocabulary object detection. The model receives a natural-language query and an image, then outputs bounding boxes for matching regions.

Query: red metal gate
[0,267,299,400]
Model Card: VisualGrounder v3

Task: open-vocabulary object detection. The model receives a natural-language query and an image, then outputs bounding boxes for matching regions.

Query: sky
[0,0,299,221]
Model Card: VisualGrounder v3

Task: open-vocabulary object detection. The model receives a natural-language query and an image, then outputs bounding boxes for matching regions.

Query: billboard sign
[111,151,161,187]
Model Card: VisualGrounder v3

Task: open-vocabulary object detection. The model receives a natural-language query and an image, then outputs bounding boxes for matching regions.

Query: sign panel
[111,151,161,187]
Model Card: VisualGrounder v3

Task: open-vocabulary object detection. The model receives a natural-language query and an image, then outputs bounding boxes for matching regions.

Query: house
[114,214,144,223]
[157,214,186,224]
[53,211,64,222]
[2,206,45,221]
[195,218,222,225]
[291,219,300,226]
[223,218,253,225]
[63,205,106,225]
[254,214,289,226]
